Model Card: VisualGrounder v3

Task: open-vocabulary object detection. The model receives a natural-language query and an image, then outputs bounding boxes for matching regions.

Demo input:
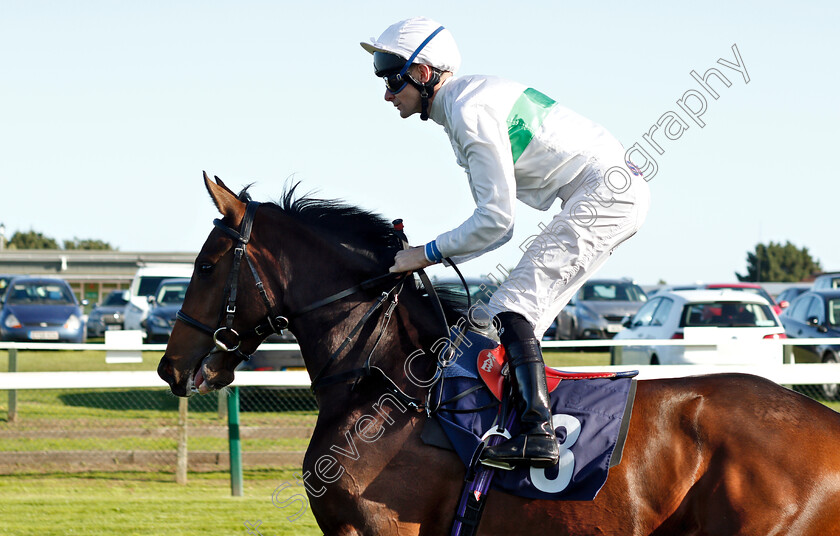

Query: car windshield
[6,282,75,305]
[680,301,778,328]
[103,291,128,306]
[829,299,840,327]
[138,276,174,297]
[156,282,188,305]
[580,282,647,302]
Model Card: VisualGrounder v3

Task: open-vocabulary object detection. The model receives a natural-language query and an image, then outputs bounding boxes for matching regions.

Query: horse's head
[157,172,288,396]
[158,172,452,399]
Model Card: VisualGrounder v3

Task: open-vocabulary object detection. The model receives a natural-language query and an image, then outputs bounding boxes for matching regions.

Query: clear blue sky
[2,1,837,285]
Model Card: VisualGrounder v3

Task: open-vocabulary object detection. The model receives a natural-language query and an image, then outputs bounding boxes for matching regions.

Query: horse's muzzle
[157,355,189,397]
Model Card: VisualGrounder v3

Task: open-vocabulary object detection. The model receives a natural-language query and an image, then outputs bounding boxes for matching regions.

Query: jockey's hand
[390,246,434,273]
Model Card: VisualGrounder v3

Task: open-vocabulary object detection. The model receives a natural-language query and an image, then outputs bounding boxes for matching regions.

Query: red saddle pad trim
[477,345,618,401]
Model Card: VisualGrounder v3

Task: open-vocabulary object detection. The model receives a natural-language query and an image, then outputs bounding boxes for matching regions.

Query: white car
[611,289,787,366]
[123,264,194,333]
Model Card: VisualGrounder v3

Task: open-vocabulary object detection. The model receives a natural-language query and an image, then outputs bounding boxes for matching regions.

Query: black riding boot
[482,315,559,469]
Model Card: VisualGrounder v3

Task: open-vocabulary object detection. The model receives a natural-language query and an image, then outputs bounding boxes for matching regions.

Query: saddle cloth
[427,329,636,501]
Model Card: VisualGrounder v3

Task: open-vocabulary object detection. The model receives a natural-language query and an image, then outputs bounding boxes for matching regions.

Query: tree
[737,241,822,282]
[4,230,115,250]
[63,238,115,251]
[8,230,59,250]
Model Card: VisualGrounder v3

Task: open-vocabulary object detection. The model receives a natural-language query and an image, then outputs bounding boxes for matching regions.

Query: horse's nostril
[157,356,175,384]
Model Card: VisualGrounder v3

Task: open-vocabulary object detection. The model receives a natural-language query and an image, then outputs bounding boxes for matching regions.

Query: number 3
[530,413,581,493]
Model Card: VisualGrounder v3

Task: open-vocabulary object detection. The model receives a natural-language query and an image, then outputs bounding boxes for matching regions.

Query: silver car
[87,290,128,338]
[553,279,648,340]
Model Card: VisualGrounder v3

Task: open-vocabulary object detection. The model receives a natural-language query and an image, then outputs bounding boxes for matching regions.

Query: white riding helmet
[360,17,461,74]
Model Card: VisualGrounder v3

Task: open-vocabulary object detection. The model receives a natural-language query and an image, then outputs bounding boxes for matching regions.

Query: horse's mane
[268,183,401,267]
[250,183,470,322]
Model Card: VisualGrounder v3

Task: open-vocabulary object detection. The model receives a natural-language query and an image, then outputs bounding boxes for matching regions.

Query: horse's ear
[203,171,245,221]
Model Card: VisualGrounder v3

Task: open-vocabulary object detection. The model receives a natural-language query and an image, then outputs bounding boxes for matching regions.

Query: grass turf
[0,468,322,536]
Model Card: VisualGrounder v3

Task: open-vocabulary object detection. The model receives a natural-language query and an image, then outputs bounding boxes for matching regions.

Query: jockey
[361,17,650,469]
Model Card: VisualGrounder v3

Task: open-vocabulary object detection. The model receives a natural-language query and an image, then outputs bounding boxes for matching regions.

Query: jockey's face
[383,66,424,119]
[382,64,448,120]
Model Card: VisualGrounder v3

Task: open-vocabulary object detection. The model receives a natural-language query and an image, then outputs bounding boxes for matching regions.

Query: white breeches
[487,163,651,338]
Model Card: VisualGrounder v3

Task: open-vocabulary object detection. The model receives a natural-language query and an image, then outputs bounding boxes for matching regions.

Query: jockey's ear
[411,64,435,84]
[203,171,246,225]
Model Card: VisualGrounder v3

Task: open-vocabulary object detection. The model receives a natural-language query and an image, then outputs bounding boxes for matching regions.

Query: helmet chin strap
[408,71,441,121]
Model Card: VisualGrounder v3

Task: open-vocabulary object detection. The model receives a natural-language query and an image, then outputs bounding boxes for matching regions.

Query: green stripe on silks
[507,88,556,164]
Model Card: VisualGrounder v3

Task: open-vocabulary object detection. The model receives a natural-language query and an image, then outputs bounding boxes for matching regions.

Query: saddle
[475,344,626,401]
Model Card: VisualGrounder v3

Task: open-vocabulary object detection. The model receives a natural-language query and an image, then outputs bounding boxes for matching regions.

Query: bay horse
[158,173,840,535]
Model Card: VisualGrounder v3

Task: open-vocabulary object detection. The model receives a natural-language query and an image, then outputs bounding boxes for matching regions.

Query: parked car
[143,278,191,343]
[701,283,781,315]
[775,285,809,311]
[123,264,194,332]
[779,290,840,399]
[812,272,840,291]
[0,276,87,343]
[86,289,129,338]
[554,279,648,340]
[612,289,786,366]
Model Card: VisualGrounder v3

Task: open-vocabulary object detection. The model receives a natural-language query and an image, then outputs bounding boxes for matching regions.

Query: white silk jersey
[428,75,630,260]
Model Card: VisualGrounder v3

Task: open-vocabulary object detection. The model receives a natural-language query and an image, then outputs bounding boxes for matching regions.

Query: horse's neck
[293,286,442,410]
[261,213,442,407]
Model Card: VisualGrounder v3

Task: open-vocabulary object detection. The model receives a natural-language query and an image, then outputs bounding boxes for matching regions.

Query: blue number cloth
[431,330,635,501]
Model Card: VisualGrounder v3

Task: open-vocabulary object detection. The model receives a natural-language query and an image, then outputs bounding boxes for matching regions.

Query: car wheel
[820,352,840,401]
[650,354,660,365]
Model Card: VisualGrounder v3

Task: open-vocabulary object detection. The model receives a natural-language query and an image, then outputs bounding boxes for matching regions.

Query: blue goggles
[374,53,411,94]
[372,25,445,95]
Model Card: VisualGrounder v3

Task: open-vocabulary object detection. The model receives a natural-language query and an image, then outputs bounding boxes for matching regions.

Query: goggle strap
[396,25,445,80]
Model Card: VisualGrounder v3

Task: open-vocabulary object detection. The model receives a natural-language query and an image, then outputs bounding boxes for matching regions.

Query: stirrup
[479,457,514,471]
[478,426,515,471]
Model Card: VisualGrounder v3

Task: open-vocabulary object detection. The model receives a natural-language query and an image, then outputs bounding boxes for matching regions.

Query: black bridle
[175,200,409,390]
[175,201,290,362]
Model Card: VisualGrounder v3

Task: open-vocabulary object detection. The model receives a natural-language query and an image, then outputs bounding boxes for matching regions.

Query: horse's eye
[197,262,214,276]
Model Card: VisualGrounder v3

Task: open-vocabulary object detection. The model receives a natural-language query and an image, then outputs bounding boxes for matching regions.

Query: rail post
[218,386,228,420]
[7,348,17,422]
[227,386,243,497]
[176,397,188,485]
